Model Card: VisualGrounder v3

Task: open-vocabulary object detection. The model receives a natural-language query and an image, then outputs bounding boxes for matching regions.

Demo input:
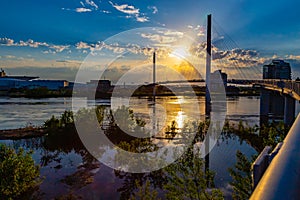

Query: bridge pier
[260,89,296,125]
[260,89,285,125]
[284,95,295,126]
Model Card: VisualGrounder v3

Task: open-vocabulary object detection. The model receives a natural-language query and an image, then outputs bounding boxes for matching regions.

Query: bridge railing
[254,79,300,96]
[250,113,300,199]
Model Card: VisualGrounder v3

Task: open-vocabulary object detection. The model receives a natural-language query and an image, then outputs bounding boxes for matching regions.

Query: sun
[169,46,190,59]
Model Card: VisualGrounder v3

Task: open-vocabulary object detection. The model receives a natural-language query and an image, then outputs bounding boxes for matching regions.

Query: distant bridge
[253,79,300,100]
[157,79,260,85]
[158,78,300,99]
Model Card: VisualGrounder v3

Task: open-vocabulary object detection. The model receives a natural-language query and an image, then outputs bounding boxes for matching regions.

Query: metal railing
[254,79,300,96]
[250,113,300,199]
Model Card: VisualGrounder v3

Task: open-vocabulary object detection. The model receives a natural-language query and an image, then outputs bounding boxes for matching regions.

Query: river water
[0,96,260,129]
[0,96,261,199]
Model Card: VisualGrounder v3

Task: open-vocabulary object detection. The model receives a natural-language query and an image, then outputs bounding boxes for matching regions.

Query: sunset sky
[1,0,300,81]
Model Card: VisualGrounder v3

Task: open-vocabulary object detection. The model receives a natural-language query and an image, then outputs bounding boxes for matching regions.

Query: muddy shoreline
[0,127,46,140]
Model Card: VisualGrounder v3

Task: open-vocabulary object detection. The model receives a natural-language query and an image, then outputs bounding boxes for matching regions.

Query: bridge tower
[204,14,212,185]
[205,14,212,116]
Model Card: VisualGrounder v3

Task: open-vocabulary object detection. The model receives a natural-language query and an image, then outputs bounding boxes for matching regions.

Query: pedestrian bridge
[250,79,300,199]
[253,79,300,101]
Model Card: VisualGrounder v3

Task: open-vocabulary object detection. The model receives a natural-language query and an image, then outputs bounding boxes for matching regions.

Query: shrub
[0,144,41,199]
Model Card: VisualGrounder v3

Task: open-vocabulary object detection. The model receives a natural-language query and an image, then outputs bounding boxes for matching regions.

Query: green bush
[44,110,74,132]
[44,115,60,131]
[0,144,41,199]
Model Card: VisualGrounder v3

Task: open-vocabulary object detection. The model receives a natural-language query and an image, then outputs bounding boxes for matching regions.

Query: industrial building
[0,69,69,91]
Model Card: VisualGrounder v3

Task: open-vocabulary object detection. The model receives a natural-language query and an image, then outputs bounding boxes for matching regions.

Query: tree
[129,179,160,200]
[164,148,224,200]
[0,144,41,199]
[44,115,60,132]
[259,121,288,148]
[228,151,257,200]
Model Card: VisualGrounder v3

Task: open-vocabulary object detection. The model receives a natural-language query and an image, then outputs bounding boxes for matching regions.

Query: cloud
[140,30,183,44]
[75,41,91,49]
[0,37,69,53]
[213,48,259,62]
[136,15,149,22]
[61,8,71,11]
[0,37,14,46]
[50,45,70,52]
[19,39,49,48]
[63,0,98,13]
[285,55,300,60]
[85,0,98,10]
[159,30,184,37]
[74,40,170,59]
[42,50,56,54]
[187,25,205,37]
[109,1,139,14]
[101,10,111,14]
[109,1,148,23]
[75,7,92,12]
[75,41,106,52]
[148,6,158,14]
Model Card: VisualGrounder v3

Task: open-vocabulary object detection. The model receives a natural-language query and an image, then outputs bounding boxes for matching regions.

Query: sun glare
[170,46,190,59]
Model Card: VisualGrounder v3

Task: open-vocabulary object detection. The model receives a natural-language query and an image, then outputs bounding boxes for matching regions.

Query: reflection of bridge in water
[159,78,300,126]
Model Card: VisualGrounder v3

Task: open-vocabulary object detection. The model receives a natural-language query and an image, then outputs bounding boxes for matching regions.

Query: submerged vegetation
[163,148,224,200]
[0,104,292,199]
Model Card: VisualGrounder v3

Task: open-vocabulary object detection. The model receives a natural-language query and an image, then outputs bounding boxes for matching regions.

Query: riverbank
[0,127,46,140]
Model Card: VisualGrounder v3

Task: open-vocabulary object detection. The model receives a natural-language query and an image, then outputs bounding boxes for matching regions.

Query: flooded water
[0,96,260,199]
[0,96,260,129]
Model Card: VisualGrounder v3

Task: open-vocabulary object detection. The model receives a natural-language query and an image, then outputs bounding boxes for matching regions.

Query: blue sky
[1,0,300,81]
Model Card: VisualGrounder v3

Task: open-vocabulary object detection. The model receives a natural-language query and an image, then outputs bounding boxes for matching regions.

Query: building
[0,69,69,91]
[87,80,112,91]
[263,60,291,80]
[86,80,113,99]
[0,78,22,90]
[16,80,69,90]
